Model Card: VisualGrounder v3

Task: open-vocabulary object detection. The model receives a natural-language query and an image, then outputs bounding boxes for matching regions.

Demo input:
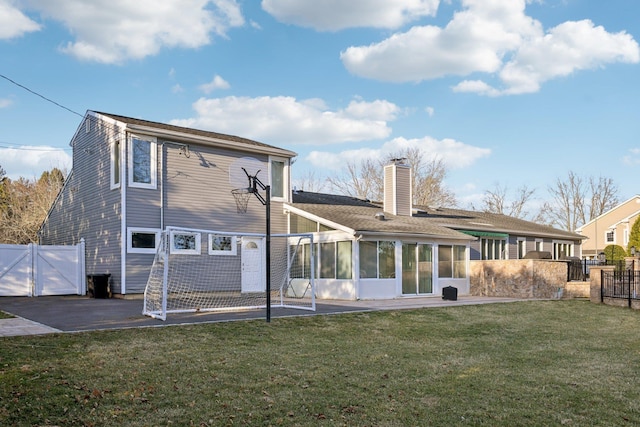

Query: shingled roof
[90,111,296,157]
[289,191,473,240]
[290,190,584,241]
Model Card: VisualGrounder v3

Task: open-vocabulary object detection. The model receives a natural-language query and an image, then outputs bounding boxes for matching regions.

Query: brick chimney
[383,159,412,216]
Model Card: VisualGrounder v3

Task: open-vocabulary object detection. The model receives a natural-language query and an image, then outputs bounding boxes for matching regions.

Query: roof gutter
[356,230,476,242]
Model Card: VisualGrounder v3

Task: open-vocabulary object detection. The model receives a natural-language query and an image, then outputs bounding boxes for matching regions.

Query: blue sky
[1,0,639,209]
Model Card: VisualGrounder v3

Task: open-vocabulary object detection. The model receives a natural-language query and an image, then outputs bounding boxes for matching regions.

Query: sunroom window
[361,241,395,279]
[318,241,352,280]
[438,245,467,278]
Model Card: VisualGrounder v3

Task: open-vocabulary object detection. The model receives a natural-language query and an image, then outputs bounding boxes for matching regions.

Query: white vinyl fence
[0,240,86,297]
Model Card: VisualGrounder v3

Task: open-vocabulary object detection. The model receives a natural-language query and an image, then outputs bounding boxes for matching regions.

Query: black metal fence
[601,270,640,307]
[566,259,627,282]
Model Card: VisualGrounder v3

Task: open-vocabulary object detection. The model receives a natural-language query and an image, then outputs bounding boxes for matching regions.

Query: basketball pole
[265,185,271,323]
[243,170,272,323]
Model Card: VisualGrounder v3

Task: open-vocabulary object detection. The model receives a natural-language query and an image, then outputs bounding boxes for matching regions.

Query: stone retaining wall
[564,281,590,299]
[470,259,567,299]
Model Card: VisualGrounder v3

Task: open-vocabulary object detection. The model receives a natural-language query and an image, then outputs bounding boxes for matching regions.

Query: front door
[241,237,265,293]
[402,243,433,295]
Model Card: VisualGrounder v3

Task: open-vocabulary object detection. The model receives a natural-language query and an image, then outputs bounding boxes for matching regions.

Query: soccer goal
[143,227,316,320]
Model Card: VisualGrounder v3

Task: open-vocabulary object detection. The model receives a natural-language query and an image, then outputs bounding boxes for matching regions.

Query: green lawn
[1,300,640,426]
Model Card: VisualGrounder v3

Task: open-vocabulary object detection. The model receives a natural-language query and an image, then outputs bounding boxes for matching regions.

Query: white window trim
[127,227,161,254]
[605,230,615,244]
[110,138,121,190]
[516,237,526,259]
[269,156,289,202]
[552,240,574,259]
[128,134,157,189]
[535,239,543,252]
[208,234,238,256]
[170,231,201,255]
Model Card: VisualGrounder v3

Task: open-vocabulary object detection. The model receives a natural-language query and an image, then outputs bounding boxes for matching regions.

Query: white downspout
[120,135,127,295]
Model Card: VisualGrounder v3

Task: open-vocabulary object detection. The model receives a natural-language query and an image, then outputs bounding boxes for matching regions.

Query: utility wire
[0,73,84,118]
[0,143,72,151]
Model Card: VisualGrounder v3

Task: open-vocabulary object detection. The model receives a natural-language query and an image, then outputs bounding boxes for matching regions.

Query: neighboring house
[285,161,585,300]
[40,111,296,295]
[575,195,640,259]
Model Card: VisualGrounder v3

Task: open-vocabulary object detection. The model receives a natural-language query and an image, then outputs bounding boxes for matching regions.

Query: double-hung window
[128,135,157,189]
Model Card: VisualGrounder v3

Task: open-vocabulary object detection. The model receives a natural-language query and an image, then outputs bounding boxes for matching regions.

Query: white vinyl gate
[0,240,85,297]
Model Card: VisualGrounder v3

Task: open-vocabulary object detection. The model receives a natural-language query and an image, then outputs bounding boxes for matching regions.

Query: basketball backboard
[228,157,265,189]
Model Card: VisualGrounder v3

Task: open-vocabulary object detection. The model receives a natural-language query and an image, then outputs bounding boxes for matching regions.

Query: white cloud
[171,96,397,145]
[340,0,639,95]
[425,106,434,117]
[19,0,245,63]
[306,136,491,171]
[199,75,231,94]
[0,98,13,108]
[0,1,41,39]
[622,148,640,166]
[262,0,440,31]
[171,84,184,94]
[452,79,501,97]
[0,146,71,180]
[495,20,640,95]
[344,99,400,121]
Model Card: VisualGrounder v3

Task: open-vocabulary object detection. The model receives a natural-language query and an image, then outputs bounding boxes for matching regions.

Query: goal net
[143,227,316,320]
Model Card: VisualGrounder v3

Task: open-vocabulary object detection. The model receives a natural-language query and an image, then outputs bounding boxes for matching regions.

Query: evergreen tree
[627,216,640,255]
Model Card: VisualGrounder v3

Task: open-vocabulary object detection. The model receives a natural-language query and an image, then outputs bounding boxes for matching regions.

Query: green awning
[459,230,509,238]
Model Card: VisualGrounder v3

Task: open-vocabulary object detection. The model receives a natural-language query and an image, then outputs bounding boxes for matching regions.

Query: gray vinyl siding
[469,240,480,260]
[162,143,287,234]
[40,116,123,293]
[123,139,162,294]
[123,139,290,294]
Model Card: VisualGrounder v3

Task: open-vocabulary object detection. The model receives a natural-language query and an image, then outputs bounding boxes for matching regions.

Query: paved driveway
[0,295,523,336]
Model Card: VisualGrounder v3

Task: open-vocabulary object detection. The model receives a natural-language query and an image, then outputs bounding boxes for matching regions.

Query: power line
[0,143,72,152]
[0,73,84,118]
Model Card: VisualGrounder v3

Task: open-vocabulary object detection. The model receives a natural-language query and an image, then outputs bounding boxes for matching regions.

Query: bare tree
[293,170,328,193]
[0,167,65,244]
[588,175,619,220]
[544,171,619,231]
[327,148,457,206]
[326,158,382,201]
[480,183,536,219]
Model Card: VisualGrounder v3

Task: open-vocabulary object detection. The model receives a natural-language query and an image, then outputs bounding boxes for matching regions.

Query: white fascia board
[357,230,475,243]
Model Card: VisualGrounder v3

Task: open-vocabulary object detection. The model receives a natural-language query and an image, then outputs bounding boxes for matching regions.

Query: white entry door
[241,237,265,293]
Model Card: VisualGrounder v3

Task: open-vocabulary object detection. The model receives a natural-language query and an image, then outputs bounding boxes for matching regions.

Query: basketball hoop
[231,188,253,213]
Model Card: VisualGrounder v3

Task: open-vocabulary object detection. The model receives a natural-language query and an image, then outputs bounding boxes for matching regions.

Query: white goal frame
[143,227,316,320]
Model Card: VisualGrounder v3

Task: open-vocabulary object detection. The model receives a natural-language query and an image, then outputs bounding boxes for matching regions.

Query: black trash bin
[442,286,458,301]
[87,274,111,298]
